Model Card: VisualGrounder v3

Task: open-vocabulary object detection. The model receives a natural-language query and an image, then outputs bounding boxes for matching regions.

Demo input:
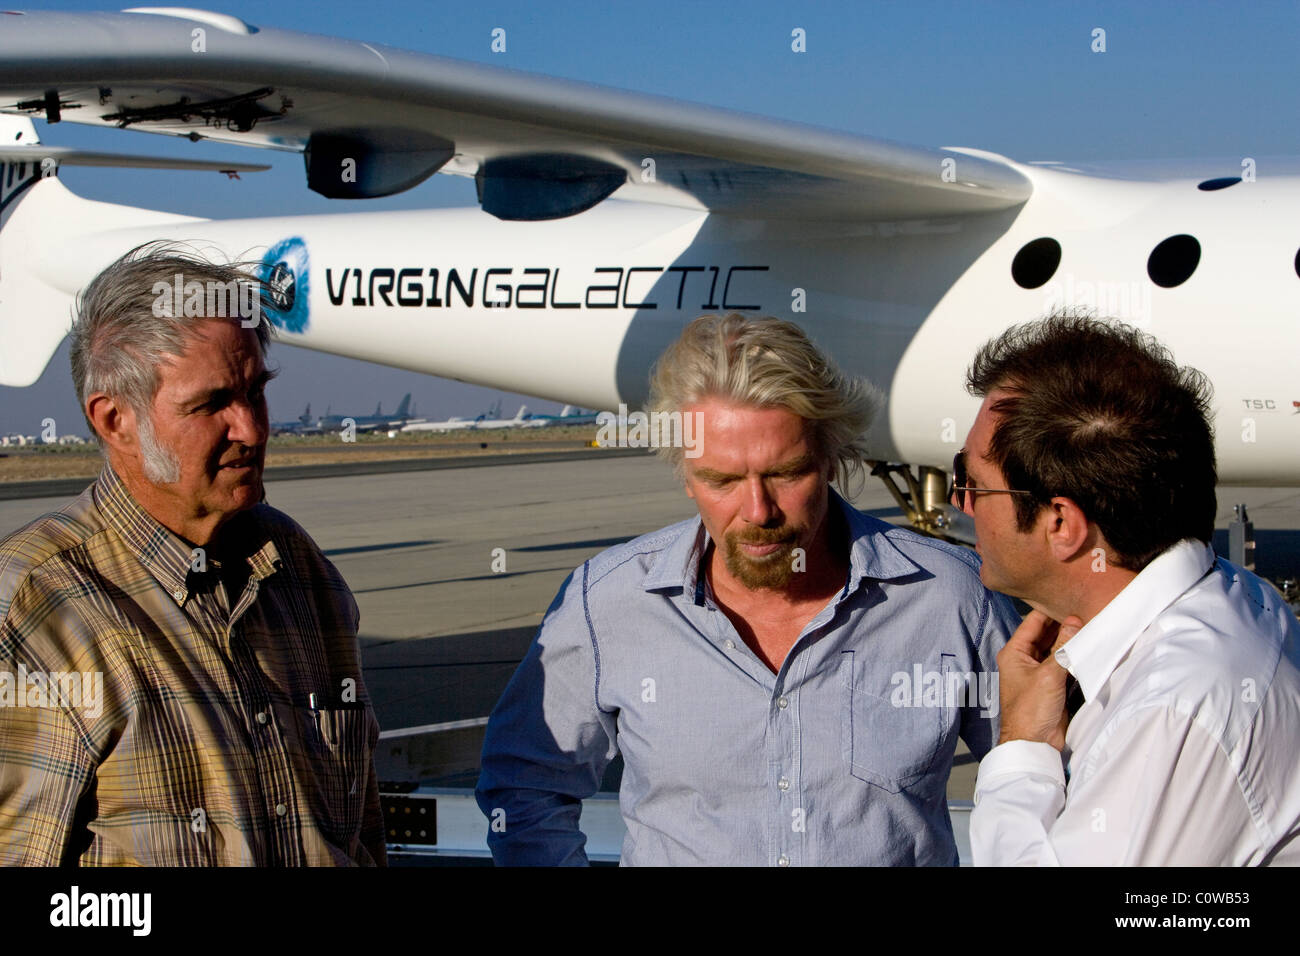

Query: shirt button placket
[771,685,798,867]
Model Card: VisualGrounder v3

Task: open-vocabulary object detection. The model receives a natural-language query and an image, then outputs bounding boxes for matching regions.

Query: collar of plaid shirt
[92,464,283,612]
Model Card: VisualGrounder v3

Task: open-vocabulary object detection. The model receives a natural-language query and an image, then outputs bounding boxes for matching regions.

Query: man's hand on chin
[996,609,1083,751]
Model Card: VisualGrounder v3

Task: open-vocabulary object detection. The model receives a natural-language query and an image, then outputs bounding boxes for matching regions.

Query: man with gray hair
[477,313,1019,865]
[0,242,385,865]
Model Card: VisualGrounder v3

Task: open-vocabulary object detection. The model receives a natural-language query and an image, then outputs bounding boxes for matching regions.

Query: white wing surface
[0,8,1030,221]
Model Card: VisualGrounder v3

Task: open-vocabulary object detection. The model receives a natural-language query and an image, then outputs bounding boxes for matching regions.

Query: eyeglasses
[950,451,1035,512]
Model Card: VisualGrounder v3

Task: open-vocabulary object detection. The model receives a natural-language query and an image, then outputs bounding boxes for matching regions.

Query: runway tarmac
[3,452,1299,805]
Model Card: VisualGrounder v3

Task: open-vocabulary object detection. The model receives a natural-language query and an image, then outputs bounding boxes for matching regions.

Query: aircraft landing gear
[865,461,972,543]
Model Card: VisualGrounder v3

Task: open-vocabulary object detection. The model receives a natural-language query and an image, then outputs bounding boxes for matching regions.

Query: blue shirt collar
[642,487,921,595]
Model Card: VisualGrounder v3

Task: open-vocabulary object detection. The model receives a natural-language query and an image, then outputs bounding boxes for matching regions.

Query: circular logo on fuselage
[266,261,296,312]
[259,236,311,333]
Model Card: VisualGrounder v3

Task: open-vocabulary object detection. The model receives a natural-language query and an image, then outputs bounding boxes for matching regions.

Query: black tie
[1065,675,1086,718]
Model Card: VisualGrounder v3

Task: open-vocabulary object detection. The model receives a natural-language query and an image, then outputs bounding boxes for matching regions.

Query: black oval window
[1011,237,1061,289]
[1147,234,1200,288]
[1197,177,1241,191]
[1294,248,1300,279]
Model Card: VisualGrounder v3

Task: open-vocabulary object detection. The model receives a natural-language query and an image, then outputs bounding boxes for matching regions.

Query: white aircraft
[404,404,530,433]
[401,400,503,433]
[472,405,530,430]
[1,8,1297,536]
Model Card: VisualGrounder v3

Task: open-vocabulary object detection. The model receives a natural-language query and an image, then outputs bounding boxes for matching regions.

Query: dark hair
[965,311,1217,571]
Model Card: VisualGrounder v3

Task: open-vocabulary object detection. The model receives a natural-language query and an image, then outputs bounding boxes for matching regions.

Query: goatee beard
[722,527,798,590]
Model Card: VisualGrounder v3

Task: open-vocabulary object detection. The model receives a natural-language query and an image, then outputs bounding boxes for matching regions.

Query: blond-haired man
[477,313,1019,866]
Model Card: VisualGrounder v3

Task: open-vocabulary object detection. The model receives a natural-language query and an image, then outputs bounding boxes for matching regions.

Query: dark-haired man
[960,312,1300,865]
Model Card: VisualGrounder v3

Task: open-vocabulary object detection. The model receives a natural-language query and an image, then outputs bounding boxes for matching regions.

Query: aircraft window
[1197,177,1242,191]
[1147,234,1201,288]
[1011,238,1061,289]
[1294,248,1300,279]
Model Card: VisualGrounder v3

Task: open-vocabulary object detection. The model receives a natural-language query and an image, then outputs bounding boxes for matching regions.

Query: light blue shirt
[476,491,1019,866]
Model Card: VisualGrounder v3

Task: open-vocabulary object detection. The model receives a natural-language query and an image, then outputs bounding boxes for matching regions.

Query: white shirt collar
[1054,538,1215,700]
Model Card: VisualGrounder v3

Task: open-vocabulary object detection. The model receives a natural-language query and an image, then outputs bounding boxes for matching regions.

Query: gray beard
[136,411,182,485]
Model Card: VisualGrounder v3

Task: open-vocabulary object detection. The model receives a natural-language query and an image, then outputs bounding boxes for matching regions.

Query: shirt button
[777,776,790,791]
[777,696,789,709]
[275,803,287,817]
[777,854,790,867]
[724,639,735,650]
[255,711,268,725]
[172,588,185,602]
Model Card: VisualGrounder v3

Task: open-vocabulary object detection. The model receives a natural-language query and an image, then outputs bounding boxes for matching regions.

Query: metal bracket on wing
[304,128,455,199]
[100,87,289,132]
[12,89,78,124]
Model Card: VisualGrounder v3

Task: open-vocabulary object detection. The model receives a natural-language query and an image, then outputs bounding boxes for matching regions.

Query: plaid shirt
[0,466,385,866]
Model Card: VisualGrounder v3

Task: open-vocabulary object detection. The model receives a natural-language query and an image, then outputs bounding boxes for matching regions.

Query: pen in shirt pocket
[308,692,321,738]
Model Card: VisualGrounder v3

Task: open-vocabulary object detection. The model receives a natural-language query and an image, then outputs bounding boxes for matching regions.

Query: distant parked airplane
[521,406,602,428]
[270,403,315,436]
[315,393,419,434]
[402,399,503,433]
[402,401,535,433]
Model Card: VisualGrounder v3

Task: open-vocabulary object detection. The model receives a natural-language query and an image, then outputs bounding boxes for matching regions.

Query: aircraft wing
[0,145,268,173]
[0,9,1030,221]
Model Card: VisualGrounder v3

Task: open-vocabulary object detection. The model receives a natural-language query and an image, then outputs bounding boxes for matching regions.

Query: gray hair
[647,313,882,491]
[135,409,182,484]
[69,241,276,444]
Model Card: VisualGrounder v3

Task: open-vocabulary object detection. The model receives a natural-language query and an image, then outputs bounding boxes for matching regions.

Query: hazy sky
[3,0,1299,435]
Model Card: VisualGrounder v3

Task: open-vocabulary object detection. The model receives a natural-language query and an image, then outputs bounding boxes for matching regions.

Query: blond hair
[647,313,881,490]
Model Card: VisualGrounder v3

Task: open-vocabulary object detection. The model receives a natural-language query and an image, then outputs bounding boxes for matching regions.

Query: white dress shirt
[971,538,1300,865]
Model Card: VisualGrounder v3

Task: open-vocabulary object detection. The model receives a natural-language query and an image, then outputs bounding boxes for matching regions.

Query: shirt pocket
[297,704,375,845]
[839,651,954,793]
